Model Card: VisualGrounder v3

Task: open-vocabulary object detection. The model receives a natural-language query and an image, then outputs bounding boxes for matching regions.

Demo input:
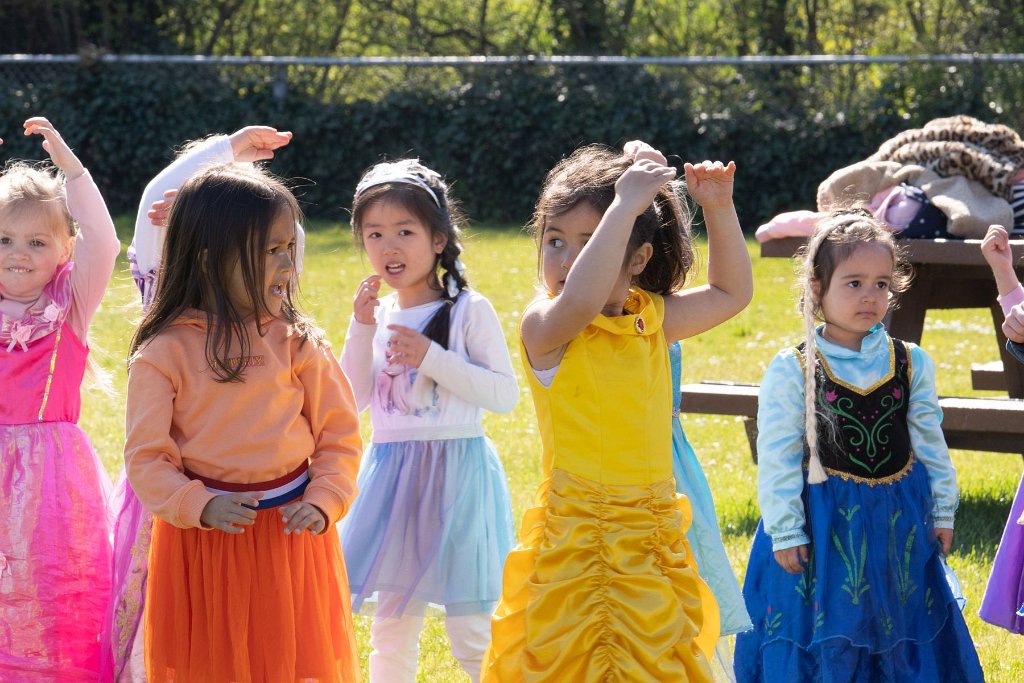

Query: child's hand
[278,501,328,535]
[685,160,736,211]
[353,275,382,325]
[147,189,178,228]
[23,117,85,179]
[228,126,293,163]
[774,544,809,574]
[981,225,1013,271]
[614,158,676,218]
[933,527,954,555]
[386,324,432,368]
[1005,303,1024,343]
[200,492,263,534]
[622,140,668,165]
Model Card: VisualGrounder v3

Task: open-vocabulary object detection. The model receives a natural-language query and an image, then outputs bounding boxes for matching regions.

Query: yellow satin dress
[483,289,718,682]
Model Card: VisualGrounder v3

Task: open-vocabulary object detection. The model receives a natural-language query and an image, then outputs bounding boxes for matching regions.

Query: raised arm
[23,117,119,337]
[663,161,753,342]
[520,155,676,367]
[133,126,293,280]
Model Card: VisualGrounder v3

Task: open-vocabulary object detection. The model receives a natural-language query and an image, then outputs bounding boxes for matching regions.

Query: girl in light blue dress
[670,341,751,680]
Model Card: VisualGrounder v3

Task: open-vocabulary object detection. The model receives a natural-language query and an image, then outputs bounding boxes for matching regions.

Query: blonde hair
[0,161,77,241]
[796,210,912,483]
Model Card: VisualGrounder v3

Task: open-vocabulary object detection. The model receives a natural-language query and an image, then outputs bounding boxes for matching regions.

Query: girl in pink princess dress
[0,118,121,681]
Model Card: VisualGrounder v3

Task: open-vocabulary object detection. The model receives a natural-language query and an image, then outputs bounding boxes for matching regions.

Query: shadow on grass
[719,499,761,540]
[715,489,1015,563]
[955,492,1015,562]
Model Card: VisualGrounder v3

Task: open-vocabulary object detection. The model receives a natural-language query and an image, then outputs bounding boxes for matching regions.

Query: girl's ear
[432,231,448,255]
[627,242,654,276]
[810,277,822,304]
[58,235,74,264]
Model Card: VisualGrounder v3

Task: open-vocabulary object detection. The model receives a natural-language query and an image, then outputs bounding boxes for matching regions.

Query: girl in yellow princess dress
[482,141,753,682]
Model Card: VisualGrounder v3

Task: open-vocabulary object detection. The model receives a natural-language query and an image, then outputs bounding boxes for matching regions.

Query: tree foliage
[2,0,1023,56]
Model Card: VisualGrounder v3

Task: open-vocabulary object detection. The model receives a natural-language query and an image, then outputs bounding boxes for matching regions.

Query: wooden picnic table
[761,237,1024,401]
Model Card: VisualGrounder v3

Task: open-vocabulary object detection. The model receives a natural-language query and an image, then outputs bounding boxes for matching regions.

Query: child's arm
[339,275,382,411]
[757,349,813,571]
[132,126,293,296]
[981,224,1024,315]
[663,161,753,342]
[296,341,363,530]
[124,357,222,528]
[388,293,518,413]
[521,153,676,367]
[906,344,958,553]
[23,118,120,337]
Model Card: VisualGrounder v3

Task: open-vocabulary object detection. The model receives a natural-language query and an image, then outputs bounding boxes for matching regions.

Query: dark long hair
[351,163,467,349]
[129,163,321,382]
[530,144,694,294]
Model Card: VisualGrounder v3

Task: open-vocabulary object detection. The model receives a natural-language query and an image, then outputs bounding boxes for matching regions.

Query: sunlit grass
[83,221,1023,681]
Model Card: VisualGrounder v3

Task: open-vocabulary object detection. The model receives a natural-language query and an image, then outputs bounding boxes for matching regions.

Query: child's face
[0,204,73,304]
[359,200,446,308]
[225,210,296,317]
[540,203,605,295]
[817,242,893,347]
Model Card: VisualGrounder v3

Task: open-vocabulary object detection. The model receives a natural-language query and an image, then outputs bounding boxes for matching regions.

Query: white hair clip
[355,159,445,207]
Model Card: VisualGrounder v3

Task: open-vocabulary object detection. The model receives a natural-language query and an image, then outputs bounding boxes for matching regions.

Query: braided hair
[351,160,467,349]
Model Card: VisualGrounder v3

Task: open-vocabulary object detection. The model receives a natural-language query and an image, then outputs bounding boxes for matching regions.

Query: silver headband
[354,159,444,207]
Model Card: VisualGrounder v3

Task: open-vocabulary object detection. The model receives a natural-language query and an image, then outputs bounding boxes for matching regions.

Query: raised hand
[353,275,382,325]
[147,189,179,228]
[23,117,85,179]
[614,157,676,218]
[200,492,263,534]
[685,160,736,211]
[228,126,293,163]
[622,139,668,165]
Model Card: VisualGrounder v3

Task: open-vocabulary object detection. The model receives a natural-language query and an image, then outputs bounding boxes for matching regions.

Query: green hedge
[1,61,1018,228]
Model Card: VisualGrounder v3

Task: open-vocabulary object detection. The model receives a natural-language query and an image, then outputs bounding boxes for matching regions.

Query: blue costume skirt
[734,462,983,683]
[339,436,514,618]
[673,418,752,637]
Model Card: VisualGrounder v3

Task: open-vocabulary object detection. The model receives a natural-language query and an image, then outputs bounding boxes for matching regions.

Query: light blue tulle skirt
[339,436,514,618]
[673,417,753,638]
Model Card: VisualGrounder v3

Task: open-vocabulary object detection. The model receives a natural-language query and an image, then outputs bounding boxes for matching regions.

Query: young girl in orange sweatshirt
[123,162,362,683]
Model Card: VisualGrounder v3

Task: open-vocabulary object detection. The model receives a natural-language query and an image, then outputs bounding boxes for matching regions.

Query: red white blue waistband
[184,461,310,509]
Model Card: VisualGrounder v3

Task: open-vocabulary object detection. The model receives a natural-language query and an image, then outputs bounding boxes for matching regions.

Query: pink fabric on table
[755,210,822,243]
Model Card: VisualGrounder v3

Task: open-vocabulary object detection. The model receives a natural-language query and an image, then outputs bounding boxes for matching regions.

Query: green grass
[84,220,1024,681]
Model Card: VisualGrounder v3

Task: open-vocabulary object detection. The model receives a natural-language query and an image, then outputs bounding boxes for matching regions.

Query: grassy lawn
[83,219,1024,681]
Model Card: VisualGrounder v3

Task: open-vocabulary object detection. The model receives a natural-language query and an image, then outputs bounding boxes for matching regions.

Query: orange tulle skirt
[145,511,359,683]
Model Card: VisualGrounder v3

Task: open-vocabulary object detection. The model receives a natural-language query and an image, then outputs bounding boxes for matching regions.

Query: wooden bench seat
[680,381,1024,458]
[971,360,1006,391]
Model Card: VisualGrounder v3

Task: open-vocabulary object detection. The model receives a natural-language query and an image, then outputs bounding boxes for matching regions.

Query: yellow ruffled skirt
[483,468,718,682]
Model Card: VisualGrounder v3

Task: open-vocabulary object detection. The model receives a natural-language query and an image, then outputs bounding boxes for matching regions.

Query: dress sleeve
[297,341,363,527]
[124,356,216,529]
[415,294,519,414]
[757,348,811,551]
[65,170,120,339]
[907,343,959,528]
[131,135,234,303]
[340,316,377,412]
[998,284,1024,316]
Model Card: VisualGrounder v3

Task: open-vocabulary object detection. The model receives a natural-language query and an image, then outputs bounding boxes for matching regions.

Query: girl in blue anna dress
[734,211,984,682]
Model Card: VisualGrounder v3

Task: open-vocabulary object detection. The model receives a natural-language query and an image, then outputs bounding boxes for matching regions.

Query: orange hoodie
[124,311,361,530]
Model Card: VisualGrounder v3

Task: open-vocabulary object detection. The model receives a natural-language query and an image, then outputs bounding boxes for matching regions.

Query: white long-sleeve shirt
[341,291,518,443]
[757,324,959,552]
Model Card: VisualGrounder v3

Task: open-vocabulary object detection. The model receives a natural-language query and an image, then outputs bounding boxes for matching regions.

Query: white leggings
[368,594,491,683]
